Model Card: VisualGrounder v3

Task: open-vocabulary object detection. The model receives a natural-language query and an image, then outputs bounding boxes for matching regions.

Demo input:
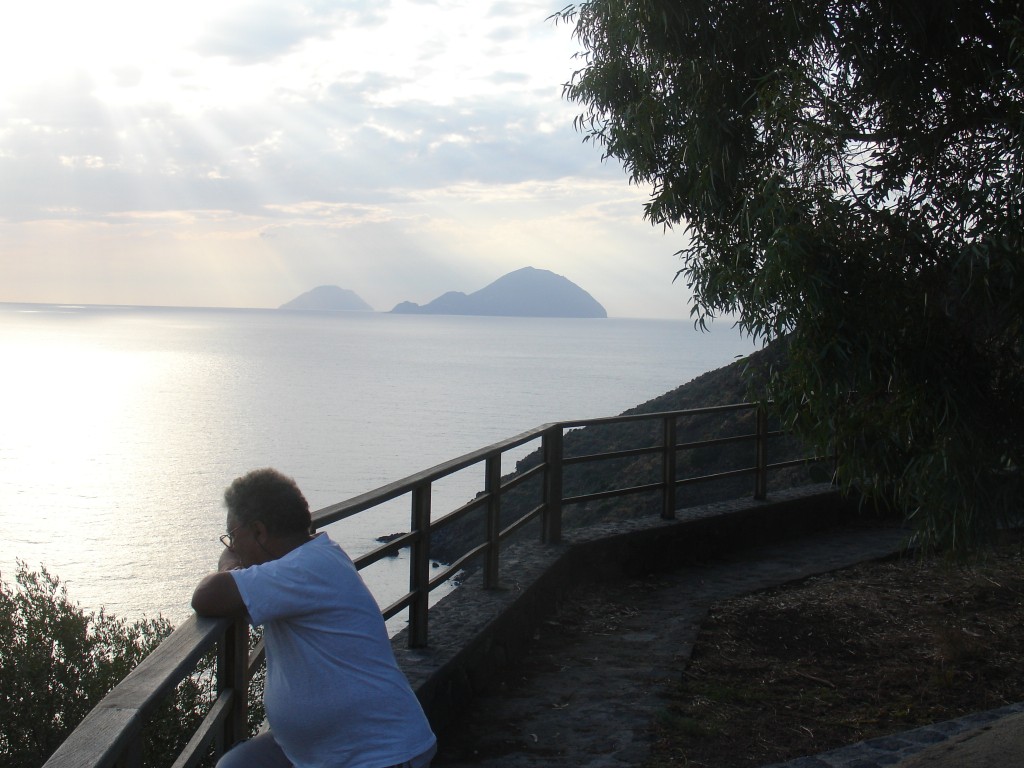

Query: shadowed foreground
[433,524,912,767]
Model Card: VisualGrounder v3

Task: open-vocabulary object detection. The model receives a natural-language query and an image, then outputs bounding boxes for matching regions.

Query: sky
[0,0,697,319]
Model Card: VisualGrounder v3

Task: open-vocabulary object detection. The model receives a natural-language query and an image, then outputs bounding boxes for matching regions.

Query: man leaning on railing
[192,467,437,768]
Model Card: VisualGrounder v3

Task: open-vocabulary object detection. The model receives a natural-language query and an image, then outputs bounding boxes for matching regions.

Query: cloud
[0,0,696,318]
[487,1,545,20]
[489,71,531,85]
[1,62,604,222]
[194,1,345,64]
[111,66,145,89]
[487,24,523,44]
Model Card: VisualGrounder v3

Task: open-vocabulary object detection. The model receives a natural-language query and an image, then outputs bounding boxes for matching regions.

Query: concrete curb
[763,704,1024,768]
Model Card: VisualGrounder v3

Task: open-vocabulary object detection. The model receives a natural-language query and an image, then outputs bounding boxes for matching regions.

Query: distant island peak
[279,285,373,312]
[391,267,607,318]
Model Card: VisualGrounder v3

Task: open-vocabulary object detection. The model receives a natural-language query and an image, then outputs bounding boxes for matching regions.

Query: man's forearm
[192,551,246,617]
[192,569,245,617]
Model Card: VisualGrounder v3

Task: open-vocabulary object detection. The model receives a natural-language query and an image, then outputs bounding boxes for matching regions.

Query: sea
[0,304,759,627]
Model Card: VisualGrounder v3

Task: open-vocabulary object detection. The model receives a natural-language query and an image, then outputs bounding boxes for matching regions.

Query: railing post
[754,403,768,500]
[217,619,249,756]
[409,483,432,648]
[484,454,501,588]
[542,425,563,544]
[662,414,677,519]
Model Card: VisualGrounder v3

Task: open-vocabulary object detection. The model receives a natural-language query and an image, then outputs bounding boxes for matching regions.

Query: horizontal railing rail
[43,401,823,768]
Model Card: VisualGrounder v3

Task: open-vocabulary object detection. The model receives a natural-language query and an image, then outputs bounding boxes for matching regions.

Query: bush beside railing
[42,402,821,768]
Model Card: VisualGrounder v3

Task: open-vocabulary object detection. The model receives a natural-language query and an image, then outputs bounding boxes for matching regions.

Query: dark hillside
[430,339,823,563]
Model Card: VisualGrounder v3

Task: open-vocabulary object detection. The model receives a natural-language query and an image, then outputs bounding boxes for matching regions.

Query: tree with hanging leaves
[555,1,1023,551]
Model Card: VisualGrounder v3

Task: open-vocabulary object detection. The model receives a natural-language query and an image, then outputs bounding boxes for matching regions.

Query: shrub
[0,562,263,768]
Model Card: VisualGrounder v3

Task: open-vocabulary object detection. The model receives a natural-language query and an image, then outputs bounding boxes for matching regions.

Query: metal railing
[42,402,815,768]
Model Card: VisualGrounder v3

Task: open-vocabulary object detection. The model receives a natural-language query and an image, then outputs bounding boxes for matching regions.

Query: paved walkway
[431,525,1023,768]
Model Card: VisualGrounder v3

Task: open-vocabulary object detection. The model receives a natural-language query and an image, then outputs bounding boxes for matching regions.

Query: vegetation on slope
[431,340,821,564]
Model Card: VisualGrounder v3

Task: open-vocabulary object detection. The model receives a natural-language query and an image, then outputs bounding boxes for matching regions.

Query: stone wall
[391,483,858,733]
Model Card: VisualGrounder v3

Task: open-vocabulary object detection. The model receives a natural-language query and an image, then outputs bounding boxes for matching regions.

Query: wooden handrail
[42,401,818,768]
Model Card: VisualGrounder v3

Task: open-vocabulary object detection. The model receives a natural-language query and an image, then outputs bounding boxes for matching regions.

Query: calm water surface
[0,305,758,625]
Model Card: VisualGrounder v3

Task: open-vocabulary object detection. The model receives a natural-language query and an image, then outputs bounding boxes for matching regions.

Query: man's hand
[218,548,244,572]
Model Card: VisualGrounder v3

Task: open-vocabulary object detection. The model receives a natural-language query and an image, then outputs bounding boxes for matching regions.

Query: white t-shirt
[231,533,436,768]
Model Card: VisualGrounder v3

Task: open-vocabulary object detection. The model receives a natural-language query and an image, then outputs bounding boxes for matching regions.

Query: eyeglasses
[219,523,245,549]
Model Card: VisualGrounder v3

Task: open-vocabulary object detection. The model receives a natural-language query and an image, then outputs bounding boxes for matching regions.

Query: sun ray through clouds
[0,0,694,318]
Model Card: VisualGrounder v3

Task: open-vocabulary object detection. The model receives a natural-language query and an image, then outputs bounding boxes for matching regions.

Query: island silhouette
[278,285,374,312]
[279,267,607,318]
[391,267,606,318]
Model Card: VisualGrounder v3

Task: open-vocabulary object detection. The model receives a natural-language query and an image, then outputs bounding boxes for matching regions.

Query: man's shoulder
[307,531,348,556]
[292,533,356,570]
